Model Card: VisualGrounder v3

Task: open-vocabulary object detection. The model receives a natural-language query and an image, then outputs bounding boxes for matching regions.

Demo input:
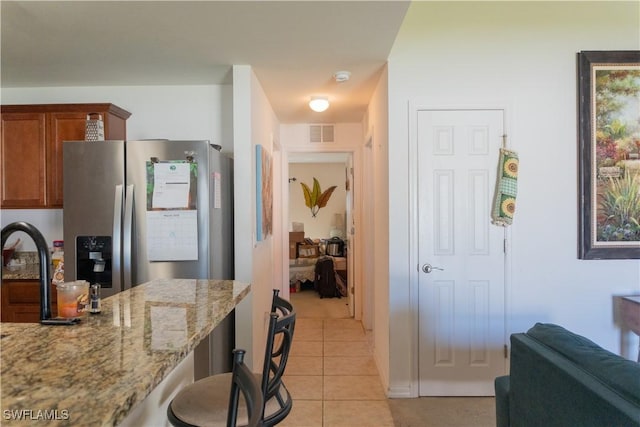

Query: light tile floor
[281,290,395,427]
[281,288,496,427]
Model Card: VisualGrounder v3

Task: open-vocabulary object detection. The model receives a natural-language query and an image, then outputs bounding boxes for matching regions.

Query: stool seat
[169,373,291,427]
[168,349,263,427]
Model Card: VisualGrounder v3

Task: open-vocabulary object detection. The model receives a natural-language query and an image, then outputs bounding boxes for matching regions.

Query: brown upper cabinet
[1,104,131,208]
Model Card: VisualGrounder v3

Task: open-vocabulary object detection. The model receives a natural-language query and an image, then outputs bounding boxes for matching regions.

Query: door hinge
[503,239,507,253]
[504,344,509,358]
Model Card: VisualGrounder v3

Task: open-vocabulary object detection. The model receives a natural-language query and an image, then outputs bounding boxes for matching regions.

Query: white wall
[1,85,231,147]
[232,66,255,366]
[1,85,231,250]
[232,65,282,370]
[387,1,640,396]
[365,65,391,392]
[289,162,347,240]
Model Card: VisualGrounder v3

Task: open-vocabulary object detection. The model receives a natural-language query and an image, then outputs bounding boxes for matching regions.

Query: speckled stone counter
[0,278,250,426]
[2,252,41,280]
[1,263,40,280]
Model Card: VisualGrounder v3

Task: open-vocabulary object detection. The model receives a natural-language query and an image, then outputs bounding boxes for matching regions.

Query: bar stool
[168,348,263,427]
[167,290,296,427]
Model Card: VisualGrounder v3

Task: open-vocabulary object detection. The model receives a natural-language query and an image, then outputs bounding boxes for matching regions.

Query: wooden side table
[618,295,640,362]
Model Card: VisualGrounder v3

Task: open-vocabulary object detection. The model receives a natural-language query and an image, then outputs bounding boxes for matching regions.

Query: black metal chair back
[227,349,264,427]
[261,289,296,426]
[270,288,294,319]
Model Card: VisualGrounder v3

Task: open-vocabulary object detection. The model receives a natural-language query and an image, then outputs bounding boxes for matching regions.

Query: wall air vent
[310,124,335,143]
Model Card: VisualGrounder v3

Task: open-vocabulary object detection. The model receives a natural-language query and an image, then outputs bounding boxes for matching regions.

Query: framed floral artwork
[578,50,640,259]
[255,144,273,241]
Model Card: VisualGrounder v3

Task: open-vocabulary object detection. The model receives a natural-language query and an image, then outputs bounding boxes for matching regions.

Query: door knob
[422,263,444,274]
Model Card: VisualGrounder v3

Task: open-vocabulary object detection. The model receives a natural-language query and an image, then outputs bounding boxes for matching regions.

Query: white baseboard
[387,385,414,399]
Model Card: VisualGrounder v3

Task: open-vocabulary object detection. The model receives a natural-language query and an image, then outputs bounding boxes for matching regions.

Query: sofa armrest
[494,375,510,427]
[510,333,640,427]
[527,323,640,406]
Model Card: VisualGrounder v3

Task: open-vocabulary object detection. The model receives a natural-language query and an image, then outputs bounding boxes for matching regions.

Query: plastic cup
[56,281,89,318]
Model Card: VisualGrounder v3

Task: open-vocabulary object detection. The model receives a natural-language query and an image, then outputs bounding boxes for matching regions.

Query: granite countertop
[0,278,250,426]
[2,251,41,280]
[1,263,41,280]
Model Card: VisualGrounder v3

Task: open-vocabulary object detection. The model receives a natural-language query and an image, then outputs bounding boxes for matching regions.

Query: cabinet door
[48,112,88,207]
[1,104,129,209]
[0,113,47,207]
[1,280,59,322]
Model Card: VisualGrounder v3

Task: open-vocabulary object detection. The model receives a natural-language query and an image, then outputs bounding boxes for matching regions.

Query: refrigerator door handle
[112,185,124,293]
[123,184,134,290]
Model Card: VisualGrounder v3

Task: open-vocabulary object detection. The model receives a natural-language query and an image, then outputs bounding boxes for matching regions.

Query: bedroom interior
[288,158,351,299]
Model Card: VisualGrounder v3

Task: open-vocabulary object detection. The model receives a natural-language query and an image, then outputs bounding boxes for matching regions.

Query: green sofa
[495,323,640,427]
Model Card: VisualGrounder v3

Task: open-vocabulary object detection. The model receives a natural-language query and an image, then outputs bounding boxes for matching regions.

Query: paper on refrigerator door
[213,172,222,209]
[152,162,191,209]
[146,210,198,261]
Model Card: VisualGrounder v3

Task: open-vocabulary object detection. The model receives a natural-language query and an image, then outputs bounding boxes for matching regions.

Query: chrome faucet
[1,221,52,321]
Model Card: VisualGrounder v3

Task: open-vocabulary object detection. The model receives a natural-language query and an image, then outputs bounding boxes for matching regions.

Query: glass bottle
[52,240,64,270]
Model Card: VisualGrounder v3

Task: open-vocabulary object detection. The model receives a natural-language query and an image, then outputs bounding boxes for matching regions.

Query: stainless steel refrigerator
[63,139,234,375]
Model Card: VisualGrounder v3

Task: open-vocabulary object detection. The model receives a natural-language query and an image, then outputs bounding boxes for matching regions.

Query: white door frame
[407,100,514,396]
[279,146,365,322]
[362,131,375,330]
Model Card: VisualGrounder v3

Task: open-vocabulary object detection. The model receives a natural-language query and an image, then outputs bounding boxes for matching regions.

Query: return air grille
[310,125,335,143]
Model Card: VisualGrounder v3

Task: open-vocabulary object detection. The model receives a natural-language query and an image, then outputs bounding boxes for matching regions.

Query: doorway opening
[282,150,360,320]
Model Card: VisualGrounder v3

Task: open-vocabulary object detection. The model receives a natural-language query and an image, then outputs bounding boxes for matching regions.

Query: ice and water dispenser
[76,236,112,289]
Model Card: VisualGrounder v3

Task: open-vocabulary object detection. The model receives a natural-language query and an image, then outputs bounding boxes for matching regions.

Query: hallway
[281,288,496,427]
[281,289,394,427]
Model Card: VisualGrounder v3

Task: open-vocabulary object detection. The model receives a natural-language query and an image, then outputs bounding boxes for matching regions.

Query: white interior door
[417,109,506,396]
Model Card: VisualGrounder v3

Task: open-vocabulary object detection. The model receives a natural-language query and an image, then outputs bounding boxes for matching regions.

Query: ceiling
[1,1,410,124]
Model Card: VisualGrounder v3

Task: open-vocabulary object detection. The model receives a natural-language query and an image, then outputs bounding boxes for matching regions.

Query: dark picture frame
[578,51,640,259]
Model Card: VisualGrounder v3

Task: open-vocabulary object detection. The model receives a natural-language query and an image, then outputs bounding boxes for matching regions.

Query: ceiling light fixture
[309,96,329,112]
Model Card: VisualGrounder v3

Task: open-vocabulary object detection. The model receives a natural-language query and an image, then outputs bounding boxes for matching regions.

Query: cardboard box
[289,242,297,259]
[289,231,304,243]
[297,244,319,258]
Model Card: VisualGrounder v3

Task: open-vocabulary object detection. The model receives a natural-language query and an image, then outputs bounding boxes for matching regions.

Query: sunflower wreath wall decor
[300,177,337,217]
[491,148,519,226]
